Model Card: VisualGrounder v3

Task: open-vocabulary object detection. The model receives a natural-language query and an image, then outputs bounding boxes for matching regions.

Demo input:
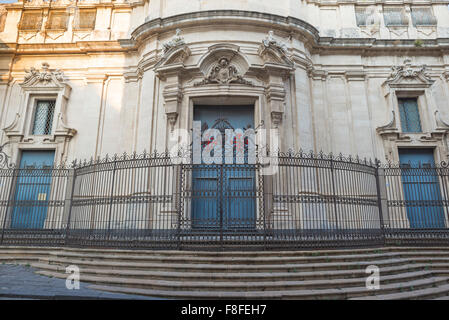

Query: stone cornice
[132,10,320,45]
[1,0,146,10]
[130,10,449,55]
[1,10,449,56]
[0,41,133,55]
[305,0,449,4]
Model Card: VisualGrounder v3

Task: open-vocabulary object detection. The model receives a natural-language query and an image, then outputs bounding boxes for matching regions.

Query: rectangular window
[398,98,422,133]
[411,7,437,26]
[19,10,43,31]
[73,9,96,30]
[46,11,68,30]
[32,100,55,135]
[383,7,409,26]
[355,7,368,26]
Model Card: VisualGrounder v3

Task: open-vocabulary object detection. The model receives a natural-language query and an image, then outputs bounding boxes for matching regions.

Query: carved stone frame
[377,59,449,162]
[3,63,76,166]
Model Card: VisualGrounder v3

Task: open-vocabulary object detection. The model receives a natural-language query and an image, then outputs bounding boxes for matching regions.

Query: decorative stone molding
[155,43,191,133]
[385,58,434,88]
[262,31,288,54]
[443,71,449,81]
[23,62,65,87]
[258,32,293,68]
[167,113,178,133]
[271,111,283,129]
[194,57,253,86]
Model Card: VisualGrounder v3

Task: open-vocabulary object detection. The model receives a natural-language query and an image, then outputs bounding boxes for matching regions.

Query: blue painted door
[399,149,446,228]
[192,106,256,229]
[10,150,55,229]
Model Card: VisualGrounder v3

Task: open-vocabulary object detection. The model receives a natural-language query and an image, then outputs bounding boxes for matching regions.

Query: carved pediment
[21,62,67,89]
[385,58,434,88]
[194,57,253,86]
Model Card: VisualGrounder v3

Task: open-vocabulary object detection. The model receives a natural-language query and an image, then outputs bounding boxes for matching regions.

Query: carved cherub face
[219,58,229,67]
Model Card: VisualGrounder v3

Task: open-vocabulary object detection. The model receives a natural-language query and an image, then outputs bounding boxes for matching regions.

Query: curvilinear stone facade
[0,0,449,165]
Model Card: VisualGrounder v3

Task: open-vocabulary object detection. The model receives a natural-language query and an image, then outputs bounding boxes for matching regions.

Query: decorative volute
[376,110,398,135]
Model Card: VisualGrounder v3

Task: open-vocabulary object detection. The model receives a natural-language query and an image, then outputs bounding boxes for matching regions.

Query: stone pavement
[0,264,162,300]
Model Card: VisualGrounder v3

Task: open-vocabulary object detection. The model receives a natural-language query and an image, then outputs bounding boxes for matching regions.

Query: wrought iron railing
[0,151,448,250]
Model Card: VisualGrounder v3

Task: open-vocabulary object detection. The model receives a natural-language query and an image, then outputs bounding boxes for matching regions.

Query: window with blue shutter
[398,98,422,133]
[32,100,55,135]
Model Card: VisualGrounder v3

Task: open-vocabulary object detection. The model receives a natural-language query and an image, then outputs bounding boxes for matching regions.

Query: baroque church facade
[0,0,448,167]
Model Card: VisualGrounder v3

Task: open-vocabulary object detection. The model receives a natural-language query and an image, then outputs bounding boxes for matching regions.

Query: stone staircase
[1,246,449,299]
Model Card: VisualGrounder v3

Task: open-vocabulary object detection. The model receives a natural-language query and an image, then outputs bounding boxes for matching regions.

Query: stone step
[37,256,417,273]
[0,255,50,265]
[3,245,449,258]
[30,262,432,282]
[33,269,438,292]
[42,250,449,265]
[351,283,449,300]
[85,277,449,299]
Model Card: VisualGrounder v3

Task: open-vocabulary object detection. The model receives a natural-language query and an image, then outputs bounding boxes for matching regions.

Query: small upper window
[398,98,422,133]
[73,9,96,30]
[19,10,43,31]
[383,7,409,26]
[411,7,437,26]
[355,7,369,26]
[46,11,68,30]
[32,100,55,135]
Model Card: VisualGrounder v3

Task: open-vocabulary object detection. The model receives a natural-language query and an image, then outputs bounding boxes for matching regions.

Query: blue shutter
[32,100,55,135]
[398,98,422,133]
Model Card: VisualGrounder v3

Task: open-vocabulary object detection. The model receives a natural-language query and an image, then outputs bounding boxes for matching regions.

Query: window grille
[355,8,368,26]
[411,7,437,26]
[398,98,422,133]
[383,7,409,26]
[32,100,55,135]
